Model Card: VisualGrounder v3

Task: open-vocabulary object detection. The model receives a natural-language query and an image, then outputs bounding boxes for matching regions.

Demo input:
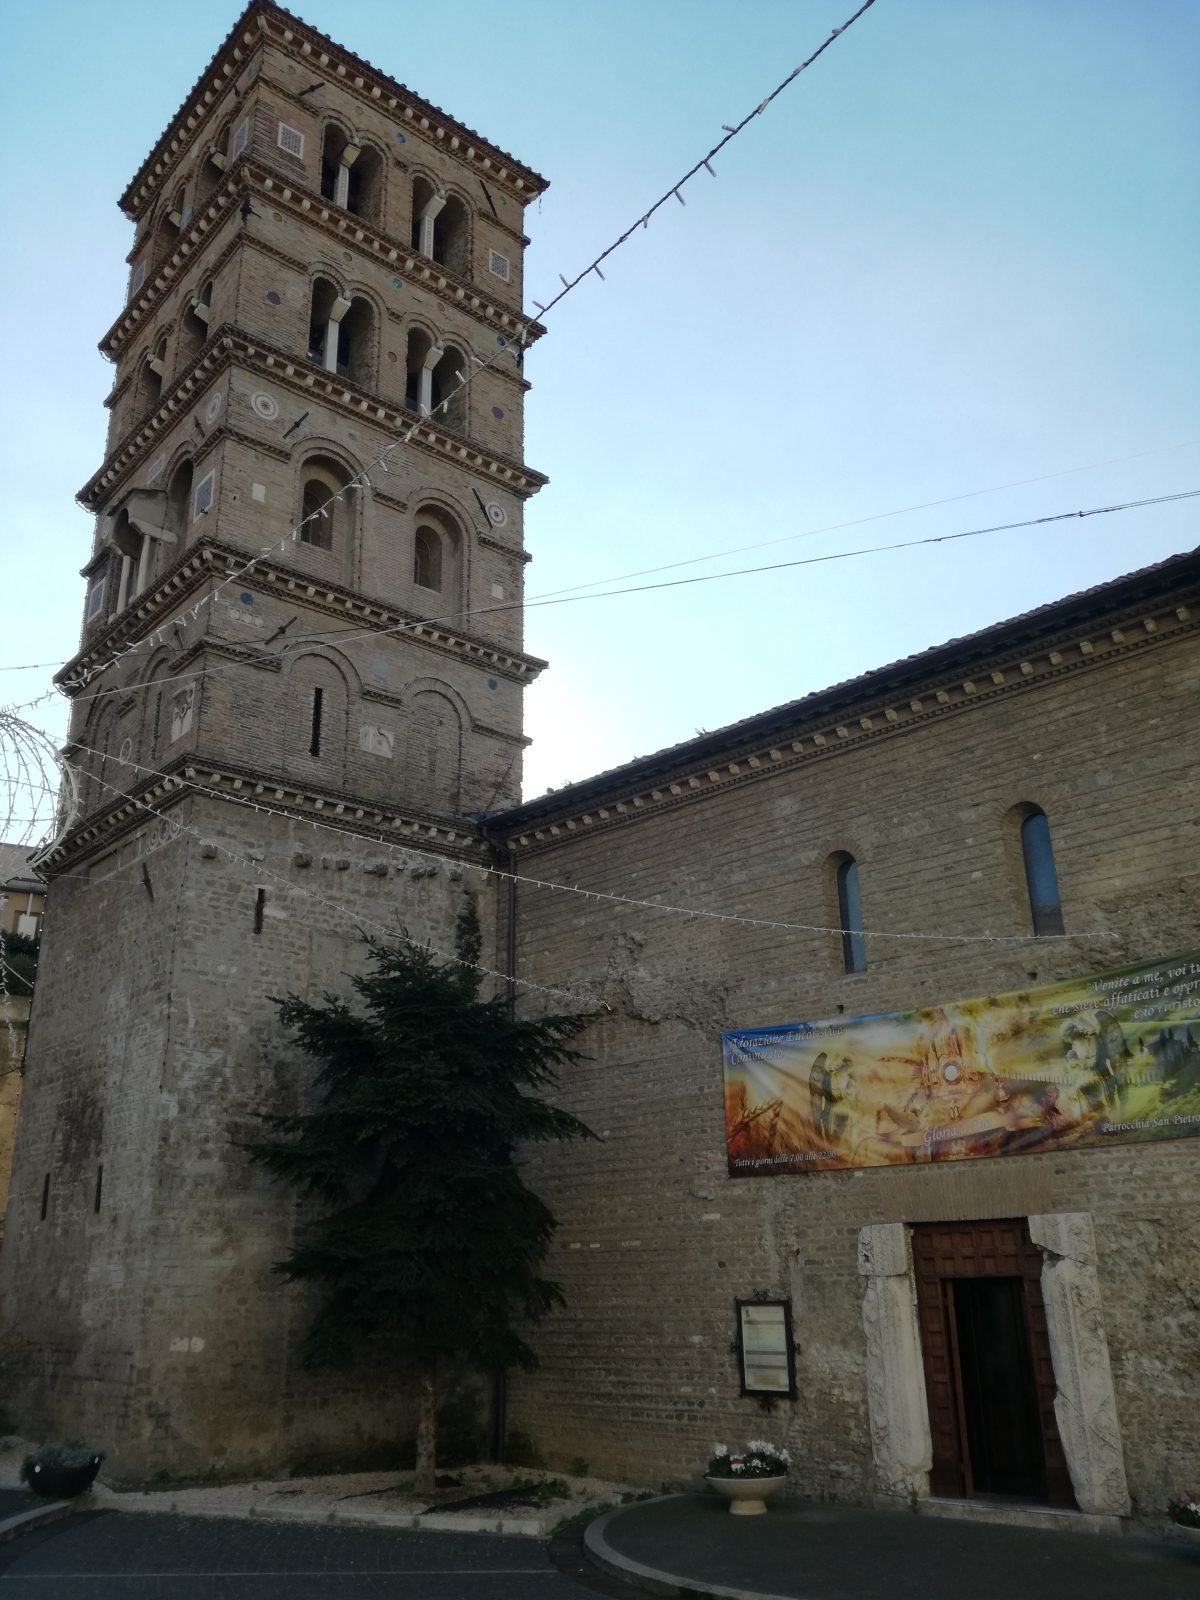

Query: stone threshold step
[913,1496,1124,1537]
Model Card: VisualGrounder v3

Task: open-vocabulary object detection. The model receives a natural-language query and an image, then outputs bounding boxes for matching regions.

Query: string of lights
[54,734,1124,949]
[526,0,880,320]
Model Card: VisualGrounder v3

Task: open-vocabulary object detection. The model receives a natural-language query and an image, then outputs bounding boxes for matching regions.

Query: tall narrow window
[836,856,867,974]
[309,687,324,758]
[1020,809,1064,936]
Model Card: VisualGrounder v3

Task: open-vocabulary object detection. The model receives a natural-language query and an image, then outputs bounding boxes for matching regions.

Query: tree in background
[244,901,594,1492]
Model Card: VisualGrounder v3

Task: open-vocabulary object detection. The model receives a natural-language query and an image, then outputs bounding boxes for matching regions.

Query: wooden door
[912,1219,1074,1506]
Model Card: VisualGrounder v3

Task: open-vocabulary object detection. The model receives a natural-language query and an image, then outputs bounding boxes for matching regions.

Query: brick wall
[501,619,1200,1514]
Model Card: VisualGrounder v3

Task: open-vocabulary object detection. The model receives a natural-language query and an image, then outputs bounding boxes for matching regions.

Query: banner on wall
[721,952,1200,1176]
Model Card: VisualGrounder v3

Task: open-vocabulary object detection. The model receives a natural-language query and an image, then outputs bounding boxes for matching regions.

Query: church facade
[2,3,1197,1522]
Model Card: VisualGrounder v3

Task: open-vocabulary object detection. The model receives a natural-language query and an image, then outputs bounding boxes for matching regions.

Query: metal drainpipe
[490,846,518,1463]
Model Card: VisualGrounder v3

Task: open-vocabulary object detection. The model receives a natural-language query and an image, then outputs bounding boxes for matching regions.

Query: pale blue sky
[1,1,1197,806]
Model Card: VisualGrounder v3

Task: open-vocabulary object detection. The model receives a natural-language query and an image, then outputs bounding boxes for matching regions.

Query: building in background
[0,845,45,941]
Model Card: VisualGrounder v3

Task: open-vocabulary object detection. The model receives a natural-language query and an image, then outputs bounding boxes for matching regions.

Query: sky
[1,0,1197,814]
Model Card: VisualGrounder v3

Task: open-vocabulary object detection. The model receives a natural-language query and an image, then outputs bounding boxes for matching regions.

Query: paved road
[0,1511,609,1599]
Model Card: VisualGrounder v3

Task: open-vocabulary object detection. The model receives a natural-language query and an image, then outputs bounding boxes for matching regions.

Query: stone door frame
[857,1211,1130,1516]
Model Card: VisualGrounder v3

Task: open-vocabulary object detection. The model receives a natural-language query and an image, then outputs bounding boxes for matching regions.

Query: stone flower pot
[705,1473,787,1516]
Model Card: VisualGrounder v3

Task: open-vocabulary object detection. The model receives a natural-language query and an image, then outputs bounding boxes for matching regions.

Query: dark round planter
[21,1447,105,1499]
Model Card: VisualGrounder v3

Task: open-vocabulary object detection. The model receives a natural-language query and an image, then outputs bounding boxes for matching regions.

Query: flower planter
[21,1445,105,1499]
[705,1472,787,1516]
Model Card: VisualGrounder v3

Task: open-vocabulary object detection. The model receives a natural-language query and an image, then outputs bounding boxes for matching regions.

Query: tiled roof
[119,1,549,218]
[496,544,1200,827]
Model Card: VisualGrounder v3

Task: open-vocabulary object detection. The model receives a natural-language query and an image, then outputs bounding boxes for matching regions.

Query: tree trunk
[414,1358,437,1496]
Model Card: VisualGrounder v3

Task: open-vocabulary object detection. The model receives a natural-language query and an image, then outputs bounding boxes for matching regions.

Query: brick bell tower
[0,2,549,1479]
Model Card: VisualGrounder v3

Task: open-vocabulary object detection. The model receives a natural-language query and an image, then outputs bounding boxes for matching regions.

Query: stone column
[1028,1212,1130,1516]
[858,1223,932,1499]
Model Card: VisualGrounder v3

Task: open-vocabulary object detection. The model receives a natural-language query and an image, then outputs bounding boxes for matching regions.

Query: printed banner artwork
[721,953,1200,1176]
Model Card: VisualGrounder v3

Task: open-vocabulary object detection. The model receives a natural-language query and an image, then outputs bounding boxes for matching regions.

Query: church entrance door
[912,1219,1075,1507]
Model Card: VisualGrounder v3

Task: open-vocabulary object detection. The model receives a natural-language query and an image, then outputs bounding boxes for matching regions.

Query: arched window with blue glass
[1020,807,1065,937]
[835,854,867,974]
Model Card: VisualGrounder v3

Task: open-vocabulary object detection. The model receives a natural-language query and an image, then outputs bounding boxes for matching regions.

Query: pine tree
[243,900,594,1492]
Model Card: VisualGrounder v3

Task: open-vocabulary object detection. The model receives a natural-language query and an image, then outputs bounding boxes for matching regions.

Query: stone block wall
[0,793,497,1479]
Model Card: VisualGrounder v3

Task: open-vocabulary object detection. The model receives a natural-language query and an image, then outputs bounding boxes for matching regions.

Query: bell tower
[0,2,549,1479]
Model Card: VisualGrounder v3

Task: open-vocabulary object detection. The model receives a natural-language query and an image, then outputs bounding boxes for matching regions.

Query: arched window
[307,278,373,385]
[297,456,353,554]
[405,327,435,413]
[430,344,467,430]
[411,506,462,610]
[1020,808,1065,936]
[285,654,349,782]
[411,179,469,274]
[195,124,230,209]
[178,282,212,368]
[320,125,383,221]
[836,855,867,974]
[138,336,167,416]
[414,526,442,591]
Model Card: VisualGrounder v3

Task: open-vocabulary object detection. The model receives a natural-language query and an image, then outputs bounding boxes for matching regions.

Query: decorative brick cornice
[478,531,531,564]
[58,540,547,692]
[39,756,491,877]
[79,326,548,510]
[495,589,1199,854]
[120,2,548,222]
[105,161,544,360]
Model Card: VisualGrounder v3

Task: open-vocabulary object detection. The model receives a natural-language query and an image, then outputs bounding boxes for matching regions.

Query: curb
[0,1499,75,1545]
[583,1497,796,1600]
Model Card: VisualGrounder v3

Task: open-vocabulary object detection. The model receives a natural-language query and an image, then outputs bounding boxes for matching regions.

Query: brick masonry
[498,578,1200,1517]
[2,3,1197,1516]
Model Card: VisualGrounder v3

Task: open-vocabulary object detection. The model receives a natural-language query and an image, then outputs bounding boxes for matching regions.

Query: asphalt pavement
[0,1509,607,1599]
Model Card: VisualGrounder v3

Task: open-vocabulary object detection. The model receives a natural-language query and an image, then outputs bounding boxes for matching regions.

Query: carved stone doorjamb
[858,1222,932,1499]
[1028,1212,1130,1516]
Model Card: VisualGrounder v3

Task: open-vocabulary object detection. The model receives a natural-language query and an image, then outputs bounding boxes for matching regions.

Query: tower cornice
[119,1,549,223]
[105,160,545,361]
[39,755,494,880]
[80,327,548,511]
[57,538,548,693]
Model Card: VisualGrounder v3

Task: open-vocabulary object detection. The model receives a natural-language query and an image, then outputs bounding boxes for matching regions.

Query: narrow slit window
[94,1164,104,1214]
[309,686,324,758]
[837,856,867,974]
[40,1172,50,1221]
[1020,810,1065,937]
[254,887,266,935]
